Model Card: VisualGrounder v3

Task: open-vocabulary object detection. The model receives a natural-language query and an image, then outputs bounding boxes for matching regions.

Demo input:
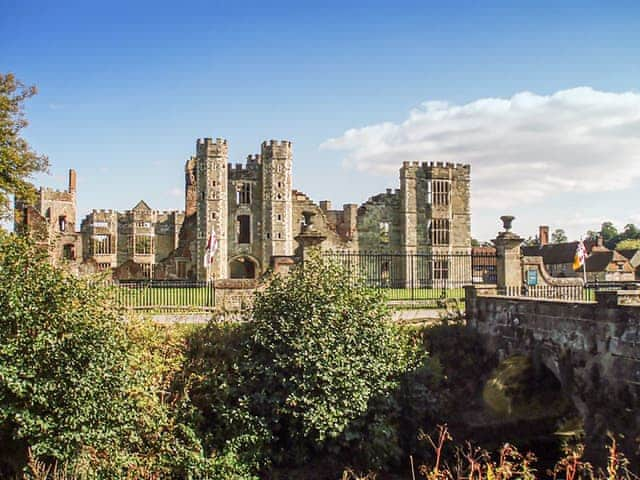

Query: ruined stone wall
[15,170,83,267]
[80,206,183,277]
[356,190,401,252]
[292,192,354,253]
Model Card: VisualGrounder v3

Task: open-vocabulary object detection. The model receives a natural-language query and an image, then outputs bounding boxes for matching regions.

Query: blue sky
[2,0,640,241]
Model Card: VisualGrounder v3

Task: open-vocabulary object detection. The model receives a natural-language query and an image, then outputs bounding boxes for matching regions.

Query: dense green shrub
[0,233,252,479]
[185,254,431,474]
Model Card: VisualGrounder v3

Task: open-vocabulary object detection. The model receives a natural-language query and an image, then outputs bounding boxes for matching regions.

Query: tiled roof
[522,242,580,265]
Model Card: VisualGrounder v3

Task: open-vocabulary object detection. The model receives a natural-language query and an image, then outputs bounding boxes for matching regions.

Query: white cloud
[321,87,640,208]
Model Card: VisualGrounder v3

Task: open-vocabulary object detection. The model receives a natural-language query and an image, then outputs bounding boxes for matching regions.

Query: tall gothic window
[237,183,251,205]
[135,236,154,255]
[430,219,450,246]
[92,235,112,255]
[430,180,451,206]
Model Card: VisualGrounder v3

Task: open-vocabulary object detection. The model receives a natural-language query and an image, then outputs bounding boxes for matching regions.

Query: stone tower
[261,140,293,261]
[196,138,228,280]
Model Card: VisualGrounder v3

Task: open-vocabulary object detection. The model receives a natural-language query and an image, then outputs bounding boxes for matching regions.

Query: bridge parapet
[466,285,640,466]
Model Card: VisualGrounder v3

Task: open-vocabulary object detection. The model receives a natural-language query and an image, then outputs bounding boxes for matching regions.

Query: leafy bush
[186,254,430,474]
[0,233,252,479]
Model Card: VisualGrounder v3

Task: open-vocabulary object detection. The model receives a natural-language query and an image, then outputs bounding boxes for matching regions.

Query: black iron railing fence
[111,280,216,311]
[323,250,496,303]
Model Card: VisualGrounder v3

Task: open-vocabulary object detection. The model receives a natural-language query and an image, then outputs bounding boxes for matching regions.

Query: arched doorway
[229,256,258,279]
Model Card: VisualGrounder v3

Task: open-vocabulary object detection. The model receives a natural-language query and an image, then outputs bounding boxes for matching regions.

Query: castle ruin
[15,138,471,280]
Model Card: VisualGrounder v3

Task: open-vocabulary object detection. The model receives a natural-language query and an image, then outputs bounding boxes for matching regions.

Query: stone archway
[229,255,259,279]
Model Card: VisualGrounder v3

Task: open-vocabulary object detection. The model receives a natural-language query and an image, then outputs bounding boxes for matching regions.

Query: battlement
[420,161,470,171]
[261,139,292,158]
[196,137,228,157]
[41,187,74,198]
[401,161,470,172]
[246,154,261,164]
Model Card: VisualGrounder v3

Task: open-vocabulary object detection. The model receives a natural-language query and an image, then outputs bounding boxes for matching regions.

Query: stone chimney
[68,169,77,194]
[539,225,549,246]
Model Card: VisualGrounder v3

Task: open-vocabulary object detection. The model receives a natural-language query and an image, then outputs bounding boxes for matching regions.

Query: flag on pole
[203,227,218,268]
[573,240,587,271]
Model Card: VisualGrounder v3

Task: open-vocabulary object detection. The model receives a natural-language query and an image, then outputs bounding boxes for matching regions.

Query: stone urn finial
[500,215,515,232]
[301,211,316,233]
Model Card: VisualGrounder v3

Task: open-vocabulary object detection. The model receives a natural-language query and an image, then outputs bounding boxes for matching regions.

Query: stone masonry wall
[466,287,640,465]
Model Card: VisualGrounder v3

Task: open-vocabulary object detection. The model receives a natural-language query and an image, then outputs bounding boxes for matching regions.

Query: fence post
[493,216,524,292]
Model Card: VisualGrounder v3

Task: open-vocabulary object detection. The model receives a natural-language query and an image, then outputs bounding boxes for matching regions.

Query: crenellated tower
[261,140,293,261]
[196,138,228,280]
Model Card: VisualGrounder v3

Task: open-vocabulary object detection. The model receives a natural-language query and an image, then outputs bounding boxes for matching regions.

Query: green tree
[616,238,640,250]
[0,232,251,478]
[188,255,427,474]
[523,235,540,247]
[622,224,640,241]
[600,221,619,249]
[0,73,49,221]
[551,228,567,243]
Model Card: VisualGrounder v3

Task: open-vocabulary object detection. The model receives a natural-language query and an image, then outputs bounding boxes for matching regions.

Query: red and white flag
[573,240,587,271]
[203,227,218,268]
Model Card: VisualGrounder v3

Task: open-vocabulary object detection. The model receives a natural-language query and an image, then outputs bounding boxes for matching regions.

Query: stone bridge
[465,285,640,465]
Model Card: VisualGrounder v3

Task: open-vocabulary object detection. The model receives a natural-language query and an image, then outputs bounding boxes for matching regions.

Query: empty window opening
[135,236,154,255]
[58,215,67,232]
[230,256,257,279]
[430,180,451,206]
[237,183,251,204]
[92,235,112,255]
[63,244,75,260]
[430,219,450,246]
[379,222,390,244]
[237,215,250,244]
[177,261,187,278]
[434,259,449,280]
